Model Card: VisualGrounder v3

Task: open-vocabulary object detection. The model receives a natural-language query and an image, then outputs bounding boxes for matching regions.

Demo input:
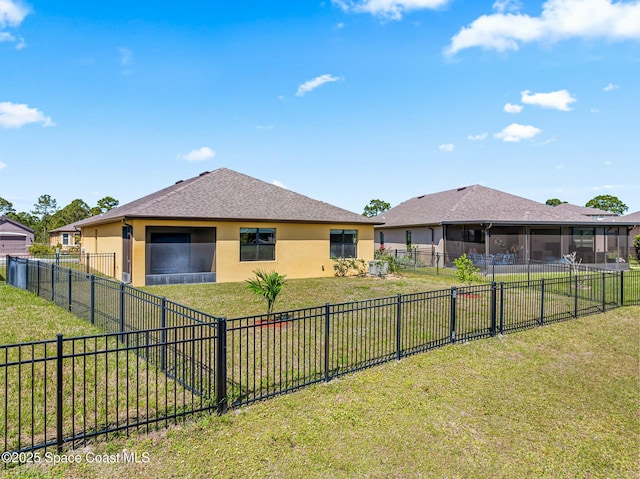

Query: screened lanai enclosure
[145,227,216,285]
[444,224,630,269]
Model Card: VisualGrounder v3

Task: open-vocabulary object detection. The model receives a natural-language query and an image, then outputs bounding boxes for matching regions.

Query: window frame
[240,227,276,262]
[330,229,358,258]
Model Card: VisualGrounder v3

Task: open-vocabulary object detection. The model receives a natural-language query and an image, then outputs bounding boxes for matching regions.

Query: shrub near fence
[2,255,639,460]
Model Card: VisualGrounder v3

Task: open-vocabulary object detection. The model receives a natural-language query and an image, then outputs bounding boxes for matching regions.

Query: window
[240,228,275,261]
[406,230,412,249]
[379,231,385,247]
[330,229,357,258]
[62,233,69,246]
[572,228,594,250]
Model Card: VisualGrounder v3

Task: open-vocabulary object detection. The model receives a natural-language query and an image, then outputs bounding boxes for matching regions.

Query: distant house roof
[49,220,84,234]
[620,211,640,223]
[552,203,617,217]
[0,215,35,233]
[375,185,636,228]
[79,168,381,226]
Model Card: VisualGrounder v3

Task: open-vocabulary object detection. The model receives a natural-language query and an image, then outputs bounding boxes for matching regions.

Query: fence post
[539,278,545,327]
[37,260,41,297]
[324,303,330,382]
[56,334,64,453]
[499,282,504,334]
[112,253,116,278]
[450,287,457,343]
[620,270,624,306]
[119,282,126,341]
[215,317,228,414]
[396,294,402,360]
[86,253,90,274]
[68,268,72,312]
[490,282,497,336]
[160,297,167,372]
[90,275,95,325]
[51,264,55,302]
[601,272,606,312]
[574,274,579,318]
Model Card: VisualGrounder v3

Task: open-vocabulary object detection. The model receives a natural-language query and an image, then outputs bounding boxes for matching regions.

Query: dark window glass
[240,228,275,261]
[330,229,357,258]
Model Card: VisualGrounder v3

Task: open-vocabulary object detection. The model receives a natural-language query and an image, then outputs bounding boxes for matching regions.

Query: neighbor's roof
[49,220,85,234]
[620,210,640,223]
[0,215,35,233]
[79,168,380,226]
[552,203,617,217]
[375,185,636,228]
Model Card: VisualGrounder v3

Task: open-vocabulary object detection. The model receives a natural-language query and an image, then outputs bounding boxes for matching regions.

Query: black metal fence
[3,253,116,279]
[2,255,639,460]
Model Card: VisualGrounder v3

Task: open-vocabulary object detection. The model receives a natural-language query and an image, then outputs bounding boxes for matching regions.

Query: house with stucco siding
[77,168,381,286]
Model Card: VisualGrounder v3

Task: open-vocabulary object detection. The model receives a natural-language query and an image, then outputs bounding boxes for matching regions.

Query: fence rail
[2,255,639,460]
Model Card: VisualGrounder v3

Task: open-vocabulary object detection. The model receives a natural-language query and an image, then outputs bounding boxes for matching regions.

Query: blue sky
[1,0,639,216]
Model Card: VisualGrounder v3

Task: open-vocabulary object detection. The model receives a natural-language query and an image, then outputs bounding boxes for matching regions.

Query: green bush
[332,257,367,277]
[29,243,56,255]
[453,254,480,285]
[634,235,640,260]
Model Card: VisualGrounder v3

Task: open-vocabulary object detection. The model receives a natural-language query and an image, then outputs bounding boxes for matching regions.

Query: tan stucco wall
[81,219,375,286]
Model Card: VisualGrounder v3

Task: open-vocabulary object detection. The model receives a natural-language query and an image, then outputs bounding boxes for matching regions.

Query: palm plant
[245,270,287,315]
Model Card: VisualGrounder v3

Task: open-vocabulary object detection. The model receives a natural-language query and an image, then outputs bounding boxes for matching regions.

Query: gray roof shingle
[79,168,380,226]
[376,185,636,227]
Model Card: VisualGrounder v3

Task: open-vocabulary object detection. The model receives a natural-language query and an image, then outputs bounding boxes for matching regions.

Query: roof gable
[0,215,35,233]
[80,168,380,226]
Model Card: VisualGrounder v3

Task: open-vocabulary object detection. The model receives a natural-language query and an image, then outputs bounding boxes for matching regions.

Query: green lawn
[7,306,638,479]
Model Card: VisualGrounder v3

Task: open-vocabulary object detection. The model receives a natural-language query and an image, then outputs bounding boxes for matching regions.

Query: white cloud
[521,89,576,111]
[296,74,341,96]
[332,0,449,20]
[604,160,612,165]
[0,0,29,28]
[0,161,6,170]
[0,0,29,48]
[273,180,289,189]
[504,102,523,113]
[438,143,455,152]
[0,102,55,128]
[494,123,541,142]
[592,184,623,191]
[604,82,619,91]
[177,147,216,162]
[336,22,345,28]
[493,0,522,13]
[256,124,275,130]
[446,0,640,56]
[468,132,488,141]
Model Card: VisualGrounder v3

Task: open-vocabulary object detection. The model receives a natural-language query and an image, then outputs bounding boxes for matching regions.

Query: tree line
[0,195,119,243]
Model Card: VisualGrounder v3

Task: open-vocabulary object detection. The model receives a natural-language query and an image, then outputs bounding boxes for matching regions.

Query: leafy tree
[31,194,58,242]
[585,195,628,215]
[0,197,15,215]
[634,235,640,261]
[363,199,391,217]
[50,199,91,230]
[90,196,119,215]
[545,198,567,206]
[246,270,287,315]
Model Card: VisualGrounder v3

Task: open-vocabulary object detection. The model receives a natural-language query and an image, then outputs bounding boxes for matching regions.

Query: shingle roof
[49,220,84,233]
[376,185,635,227]
[0,215,35,233]
[620,211,640,223]
[553,203,616,216]
[79,168,380,226]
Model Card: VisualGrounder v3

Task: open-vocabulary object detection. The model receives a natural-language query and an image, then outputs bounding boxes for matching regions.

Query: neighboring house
[374,185,635,269]
[49,221,82,251]
[77,168,381,286]
[620,211,640,260]
[0,215,34,255]
[552,203,618,219]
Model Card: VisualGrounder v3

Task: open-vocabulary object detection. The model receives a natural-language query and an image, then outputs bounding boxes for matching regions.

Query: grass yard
[7,306,638,479]
[140,269,463,319]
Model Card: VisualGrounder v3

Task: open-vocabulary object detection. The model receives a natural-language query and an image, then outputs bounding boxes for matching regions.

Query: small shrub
[245,270,287,314]
[29,243,56,255]
[634,235,640,260]
[453,253,480,285]
[374,247,401,274]
[332,257,367,277]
